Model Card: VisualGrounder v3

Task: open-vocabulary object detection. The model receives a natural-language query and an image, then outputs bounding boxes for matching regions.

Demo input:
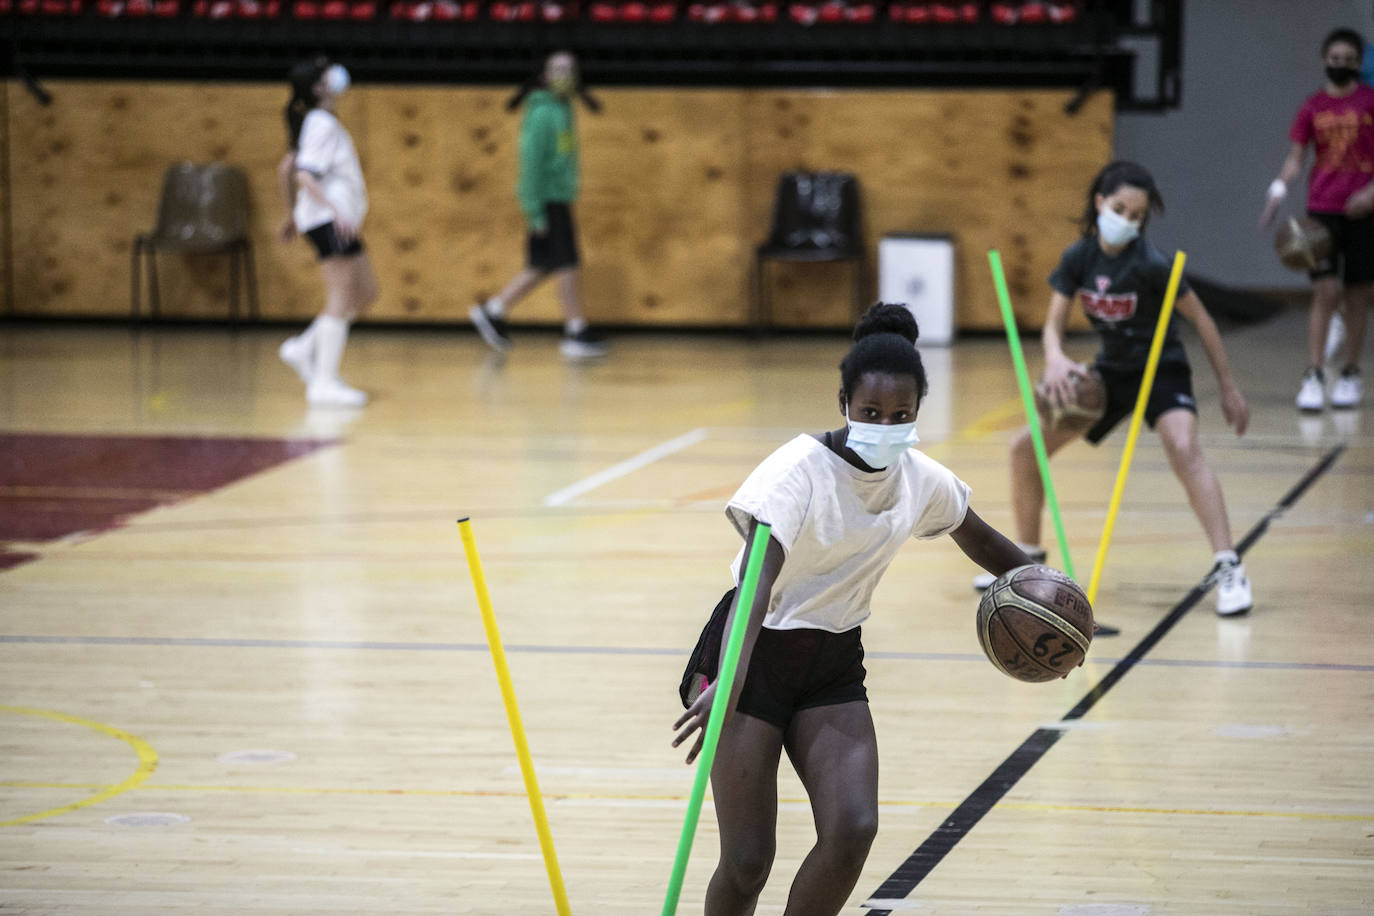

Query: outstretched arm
[1040,291,1089,409]
[1260,142,1306,228]
[671,518,785,764]
[949,507,1036,579]
[1173,290,1249,436]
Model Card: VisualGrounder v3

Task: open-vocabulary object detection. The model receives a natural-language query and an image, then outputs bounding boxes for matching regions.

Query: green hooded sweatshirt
[517,89,579,233]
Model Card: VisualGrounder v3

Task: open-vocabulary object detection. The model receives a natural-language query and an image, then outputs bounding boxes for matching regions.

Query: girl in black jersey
[991,161,1254,616]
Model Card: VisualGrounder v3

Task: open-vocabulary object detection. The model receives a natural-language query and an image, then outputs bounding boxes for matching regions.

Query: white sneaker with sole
[469,303,513,353]
[279,336,314,385]
[560,328,609,360]
[1295,368,1325,412]
[1215,559,1253,616]
[1330,367,1362,409]
[307,377,368,408]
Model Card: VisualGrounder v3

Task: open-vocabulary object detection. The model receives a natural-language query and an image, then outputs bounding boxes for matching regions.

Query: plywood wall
[4,80,1111,330]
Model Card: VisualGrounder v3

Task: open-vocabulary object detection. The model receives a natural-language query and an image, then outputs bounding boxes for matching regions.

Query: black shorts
[679,589,868,730]
[305,222,365,260]
[528,202,579,271]
[1307,210,1374,286]
[1084,360,1197,445]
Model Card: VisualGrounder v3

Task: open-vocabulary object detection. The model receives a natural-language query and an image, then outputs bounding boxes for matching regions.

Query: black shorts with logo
[1085,360,1197,445]
[1307,210,1374,286]
[679,589,869,730]
[304,222,365,260]
[528,202,580,271]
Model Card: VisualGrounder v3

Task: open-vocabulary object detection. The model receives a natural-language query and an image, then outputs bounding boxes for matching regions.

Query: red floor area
[0,433,333,571]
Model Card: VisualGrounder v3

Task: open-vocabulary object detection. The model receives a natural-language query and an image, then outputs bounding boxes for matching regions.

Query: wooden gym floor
[1,310,1371,914]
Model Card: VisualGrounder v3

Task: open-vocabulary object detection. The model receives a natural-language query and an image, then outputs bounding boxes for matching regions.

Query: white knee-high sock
[312,315,351,384]
[298,315,326,347]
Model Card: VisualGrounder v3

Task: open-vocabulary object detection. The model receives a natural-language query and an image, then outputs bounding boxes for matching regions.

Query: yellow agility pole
[457,517,572,916]
[1085,251,1187,606]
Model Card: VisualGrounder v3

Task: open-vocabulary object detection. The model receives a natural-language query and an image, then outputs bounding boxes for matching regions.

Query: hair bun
[853,302,919,344]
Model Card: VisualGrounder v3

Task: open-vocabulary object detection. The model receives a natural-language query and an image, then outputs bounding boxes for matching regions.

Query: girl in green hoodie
[470,52,609,360]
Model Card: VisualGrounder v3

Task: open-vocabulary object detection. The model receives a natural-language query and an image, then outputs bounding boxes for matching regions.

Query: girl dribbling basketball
[672,303,1037,915]
[982,160,1254,616]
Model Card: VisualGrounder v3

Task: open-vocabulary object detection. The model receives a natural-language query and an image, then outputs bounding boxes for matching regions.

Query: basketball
[1274,216,1332,272]
[976,564,1093,682]
[1034,368,1107,432]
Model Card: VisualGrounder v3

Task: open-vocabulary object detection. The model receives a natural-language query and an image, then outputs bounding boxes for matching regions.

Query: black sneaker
[560,327,609,360]
[469,303,512,353]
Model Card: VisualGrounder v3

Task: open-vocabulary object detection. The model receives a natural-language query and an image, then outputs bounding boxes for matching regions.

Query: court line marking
[863,443,1348,914]
[0,706,159,828]
[543,427,708,507]
[3,634,1372,674]
[2,780,1369,822]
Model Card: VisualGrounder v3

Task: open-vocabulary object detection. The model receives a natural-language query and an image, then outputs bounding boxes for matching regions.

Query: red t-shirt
[1290,84,1374,213]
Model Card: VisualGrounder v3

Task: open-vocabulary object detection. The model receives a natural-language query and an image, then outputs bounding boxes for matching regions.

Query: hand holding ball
[976,565,1093,682]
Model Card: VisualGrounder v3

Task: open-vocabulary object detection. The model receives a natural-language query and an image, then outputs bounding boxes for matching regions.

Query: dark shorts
[1084,360,1197,445]
[528,202,579,271]
[305,222,365,260]
[679,589,869,730]
[1307,210,1374,286]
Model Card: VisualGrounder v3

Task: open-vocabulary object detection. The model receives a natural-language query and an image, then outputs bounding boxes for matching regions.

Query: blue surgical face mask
[845,416,920,470]
[1096,207,1140,247]
[324,64,351,96]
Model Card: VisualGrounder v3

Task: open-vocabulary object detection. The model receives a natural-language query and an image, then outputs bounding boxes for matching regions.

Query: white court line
[293,847,540,860]
[543,428,708,507]
[862,900,926,911]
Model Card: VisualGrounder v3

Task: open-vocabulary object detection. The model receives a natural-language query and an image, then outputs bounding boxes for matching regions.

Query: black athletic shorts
[1084,360,1197,445]
[304,222,365,260]
[528,202,579,271]
[1307,210,1374,286]
[679,589,868,730]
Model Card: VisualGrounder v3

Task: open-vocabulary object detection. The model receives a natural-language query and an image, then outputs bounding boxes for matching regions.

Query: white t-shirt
[293,109,368,233]
[725,434,971,633]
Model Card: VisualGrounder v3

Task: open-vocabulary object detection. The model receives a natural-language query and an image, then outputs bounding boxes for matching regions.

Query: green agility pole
[988,249,1076,580]
[662,521,773,915]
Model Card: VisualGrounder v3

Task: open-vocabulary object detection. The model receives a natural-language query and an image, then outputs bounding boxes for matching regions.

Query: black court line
[863,443,1346,914]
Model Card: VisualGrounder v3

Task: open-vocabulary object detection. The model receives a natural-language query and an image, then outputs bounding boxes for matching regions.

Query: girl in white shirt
[672,303,1039,914]
[276,56,379,408]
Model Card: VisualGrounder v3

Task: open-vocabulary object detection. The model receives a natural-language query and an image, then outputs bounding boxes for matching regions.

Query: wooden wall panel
[1,84,10,315]
[8,81,317,320]
[4,81,1111,330]
[741,89,1113,331]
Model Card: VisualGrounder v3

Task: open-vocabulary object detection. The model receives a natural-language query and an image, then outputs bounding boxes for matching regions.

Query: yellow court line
[919,397,1024,466]
[2,779,1367,823]
[0,706,159,828]
[958,397,1030,441]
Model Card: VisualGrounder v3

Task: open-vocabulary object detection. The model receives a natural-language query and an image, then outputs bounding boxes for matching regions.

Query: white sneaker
[559,328,609,360]
[1295,368,1325,412]
[279,336,314,385]
[1214,560,1253,616]
[1324,312,1346,364]
[307,377,368,408]
[469,303,513,353]
[1330,367,1363,409]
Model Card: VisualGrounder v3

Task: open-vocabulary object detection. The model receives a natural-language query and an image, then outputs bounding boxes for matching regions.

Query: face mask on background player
[1096,207,1140,247]
[324,64,351,96]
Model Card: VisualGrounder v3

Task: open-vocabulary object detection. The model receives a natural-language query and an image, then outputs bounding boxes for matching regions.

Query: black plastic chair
[753,170,866,330]
[132,161,259,324]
